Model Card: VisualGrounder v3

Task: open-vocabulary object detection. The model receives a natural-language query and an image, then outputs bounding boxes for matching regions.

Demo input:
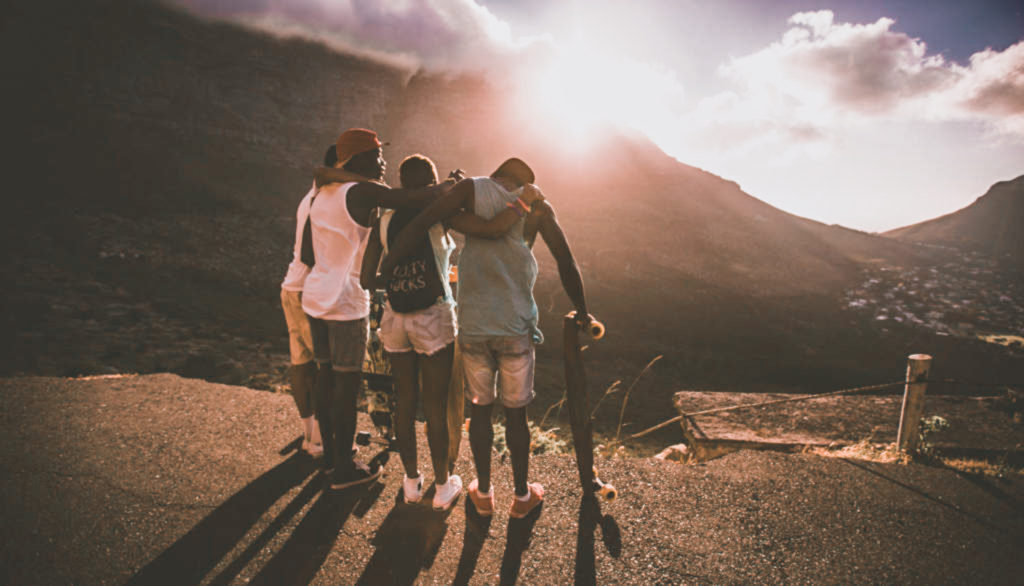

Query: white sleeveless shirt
[280,183,315,292]
[301,182,371,320]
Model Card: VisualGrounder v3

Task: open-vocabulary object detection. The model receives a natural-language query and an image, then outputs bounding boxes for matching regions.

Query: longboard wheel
[355,431,371,446]
[598,484,617,501]
[587,320,606,340]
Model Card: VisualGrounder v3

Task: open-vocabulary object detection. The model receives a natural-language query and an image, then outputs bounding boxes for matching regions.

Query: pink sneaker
[509,483,544,519]
[467,478,494,517]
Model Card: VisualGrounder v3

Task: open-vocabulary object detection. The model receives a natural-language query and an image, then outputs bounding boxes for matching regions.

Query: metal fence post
[897,354,932,452]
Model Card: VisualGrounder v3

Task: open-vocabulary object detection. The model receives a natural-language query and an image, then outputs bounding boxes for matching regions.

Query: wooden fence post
[897,354,932,452]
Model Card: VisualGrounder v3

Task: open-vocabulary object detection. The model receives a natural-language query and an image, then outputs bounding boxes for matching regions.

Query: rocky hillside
[884,175,1024,263]
[4,0,1021,444]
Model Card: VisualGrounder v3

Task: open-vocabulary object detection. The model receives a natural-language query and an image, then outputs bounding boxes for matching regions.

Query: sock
[515,490,530,502]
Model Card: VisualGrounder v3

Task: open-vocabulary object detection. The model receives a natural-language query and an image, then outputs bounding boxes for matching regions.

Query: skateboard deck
[446,343,466,473]
[362,289,395,445]
[563,311,616,500]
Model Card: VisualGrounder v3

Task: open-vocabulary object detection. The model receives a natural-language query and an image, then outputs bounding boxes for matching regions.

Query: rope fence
[603,352,1021,453]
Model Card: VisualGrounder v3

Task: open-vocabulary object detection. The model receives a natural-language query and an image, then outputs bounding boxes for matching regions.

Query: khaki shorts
[281,289,314,365]
[379,301,456,356]
[308,315,369,372]
[460,334,535,408]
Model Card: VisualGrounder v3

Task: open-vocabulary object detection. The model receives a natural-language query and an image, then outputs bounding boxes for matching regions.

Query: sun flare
[521,43,687,147]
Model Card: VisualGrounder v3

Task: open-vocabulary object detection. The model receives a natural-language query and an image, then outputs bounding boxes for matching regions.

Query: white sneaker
[403,474,424,504]
[432,474,462,511]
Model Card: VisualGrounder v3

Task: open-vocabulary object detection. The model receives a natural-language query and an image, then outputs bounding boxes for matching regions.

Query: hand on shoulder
[520,183,545,205]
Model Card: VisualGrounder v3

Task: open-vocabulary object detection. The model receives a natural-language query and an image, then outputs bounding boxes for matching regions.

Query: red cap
[335,128,383,165]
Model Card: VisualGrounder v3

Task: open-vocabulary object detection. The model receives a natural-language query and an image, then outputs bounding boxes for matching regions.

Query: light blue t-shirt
[457,177,543,344]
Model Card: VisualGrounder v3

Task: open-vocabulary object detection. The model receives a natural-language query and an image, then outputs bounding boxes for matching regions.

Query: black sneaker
[330,461,382,490]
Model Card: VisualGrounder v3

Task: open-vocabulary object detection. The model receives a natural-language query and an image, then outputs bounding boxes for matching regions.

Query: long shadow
[250,476,385,586]
[574,495,622,585]
[842,458,1013,538]
[452,496,494,585]
[207,472,325,585]
[126,451,317,585]
[356,492,455,585]
[498,503,543,585]
[944,463,1024,515]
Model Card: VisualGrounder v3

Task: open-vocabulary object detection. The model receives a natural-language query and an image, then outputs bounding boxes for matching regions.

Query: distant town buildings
[842,249,1024,352]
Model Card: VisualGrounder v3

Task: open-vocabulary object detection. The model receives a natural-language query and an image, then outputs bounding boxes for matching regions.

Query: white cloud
[947,42,1024,135]
[166,0,547,72]
[711,10,1024,141]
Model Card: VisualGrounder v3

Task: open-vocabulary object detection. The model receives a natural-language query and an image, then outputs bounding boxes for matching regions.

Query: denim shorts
[459,334,535,408]
[307,315,369,372]
[379,301,456,356]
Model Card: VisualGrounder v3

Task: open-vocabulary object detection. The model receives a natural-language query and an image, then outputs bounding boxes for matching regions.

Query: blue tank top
[456,177,542,344]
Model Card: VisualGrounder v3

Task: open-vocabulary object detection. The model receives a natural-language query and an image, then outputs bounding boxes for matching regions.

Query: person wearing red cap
[306,129,535,491]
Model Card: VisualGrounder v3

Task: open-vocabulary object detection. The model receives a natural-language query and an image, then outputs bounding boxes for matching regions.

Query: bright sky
[173,0,1024,232]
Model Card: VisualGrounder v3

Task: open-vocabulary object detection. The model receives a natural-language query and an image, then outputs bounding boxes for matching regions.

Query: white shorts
[379,301,456,356]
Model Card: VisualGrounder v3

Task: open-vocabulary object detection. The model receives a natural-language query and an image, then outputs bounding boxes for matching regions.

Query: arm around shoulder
[538,203,589,321]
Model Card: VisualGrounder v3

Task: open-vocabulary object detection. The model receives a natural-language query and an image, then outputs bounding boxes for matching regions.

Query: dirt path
[2,375,1021,584]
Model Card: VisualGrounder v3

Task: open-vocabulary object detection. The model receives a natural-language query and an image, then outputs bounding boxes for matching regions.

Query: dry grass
[808,440,1024,479]
[808,440,909,464]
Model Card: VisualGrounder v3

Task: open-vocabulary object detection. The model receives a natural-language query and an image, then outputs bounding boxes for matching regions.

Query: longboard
[446,342,465,473]
[563,311,616,501]
[361,289,395,447]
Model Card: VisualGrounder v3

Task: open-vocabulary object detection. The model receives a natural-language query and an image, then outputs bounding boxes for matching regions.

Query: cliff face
[884,176,1024,262]
[7,0,408,217]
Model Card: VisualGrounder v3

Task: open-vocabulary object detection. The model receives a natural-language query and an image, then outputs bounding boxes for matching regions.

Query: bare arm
[314,167,376,188]
[349,180,455,212]
[360,212,383,291]
[374,180,475,282]
[537,202,591,327]
[376,181,544,282]
[522,200,546,248]
[450,183,544,239]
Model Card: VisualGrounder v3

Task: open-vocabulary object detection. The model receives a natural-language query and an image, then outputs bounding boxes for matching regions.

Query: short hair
[491,158,535,187]
[323,144,338,167]
[399,154,438,188]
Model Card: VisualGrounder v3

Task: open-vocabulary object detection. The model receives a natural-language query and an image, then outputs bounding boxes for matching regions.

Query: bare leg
[313,362,334,467]
[420,343,454,485]
[389,351,420,479]
[290,361,316,419]
[505,406,530,497]
[469,402,495,493]
[332,370,362,473]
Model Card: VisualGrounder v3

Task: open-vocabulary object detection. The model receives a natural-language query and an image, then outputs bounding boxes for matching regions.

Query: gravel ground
[1,375,1021,585]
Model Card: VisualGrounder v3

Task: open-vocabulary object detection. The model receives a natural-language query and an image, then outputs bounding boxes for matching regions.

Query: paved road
[2,374,1021,584]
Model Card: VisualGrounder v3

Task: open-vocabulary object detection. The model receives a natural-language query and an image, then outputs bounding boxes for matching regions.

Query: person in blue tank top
[375,158,592,520]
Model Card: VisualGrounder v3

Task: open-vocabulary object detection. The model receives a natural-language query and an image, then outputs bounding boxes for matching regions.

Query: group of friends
[279,128,591,520]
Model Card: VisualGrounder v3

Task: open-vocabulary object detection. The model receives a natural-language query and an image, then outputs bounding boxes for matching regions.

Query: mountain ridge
[884,175,1024,262]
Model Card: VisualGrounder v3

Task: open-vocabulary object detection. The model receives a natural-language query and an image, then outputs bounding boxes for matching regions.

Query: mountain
[4,0,1019,442]
[884,176,1024,262]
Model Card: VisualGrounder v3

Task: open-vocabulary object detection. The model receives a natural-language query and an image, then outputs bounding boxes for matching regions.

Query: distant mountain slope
[884,176,1024,261]
[382,72,929,302]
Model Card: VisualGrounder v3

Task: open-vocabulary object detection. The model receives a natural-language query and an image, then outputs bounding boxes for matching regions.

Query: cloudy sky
[171,0,1024,232]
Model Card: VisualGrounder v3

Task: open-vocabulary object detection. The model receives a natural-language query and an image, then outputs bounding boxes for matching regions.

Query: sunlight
[521,41,686,148]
